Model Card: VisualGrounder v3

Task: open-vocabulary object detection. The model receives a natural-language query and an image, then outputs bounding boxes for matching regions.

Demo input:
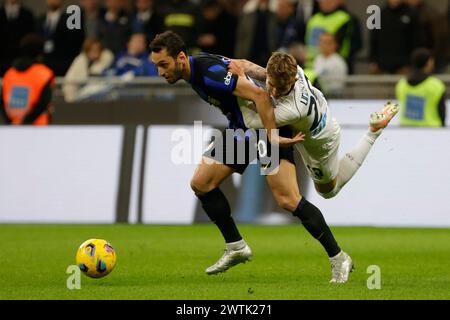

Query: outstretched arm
[230,59,267,82]
[233,76,304,147]
[229,61,303,129]
[240,103,303,129]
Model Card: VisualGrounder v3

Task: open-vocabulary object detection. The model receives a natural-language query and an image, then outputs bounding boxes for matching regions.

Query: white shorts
[295,118,341,184]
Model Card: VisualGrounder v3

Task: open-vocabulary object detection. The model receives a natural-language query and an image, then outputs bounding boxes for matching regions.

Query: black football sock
[292,197,341,257]
[195,188,242,243]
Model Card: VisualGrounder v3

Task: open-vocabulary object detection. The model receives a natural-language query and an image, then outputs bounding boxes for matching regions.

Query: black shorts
[202,126,295,175]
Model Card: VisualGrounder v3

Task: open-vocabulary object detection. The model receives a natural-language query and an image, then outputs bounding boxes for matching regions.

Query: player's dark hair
[411,48,433,70]
[149,31,187,58]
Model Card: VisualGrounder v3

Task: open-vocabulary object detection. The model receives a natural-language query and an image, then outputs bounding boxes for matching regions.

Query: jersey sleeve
[201,63,238,94]
[242,99,302,129]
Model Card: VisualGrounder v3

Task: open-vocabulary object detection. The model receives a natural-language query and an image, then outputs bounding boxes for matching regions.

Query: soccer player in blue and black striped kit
[150,31,352,283]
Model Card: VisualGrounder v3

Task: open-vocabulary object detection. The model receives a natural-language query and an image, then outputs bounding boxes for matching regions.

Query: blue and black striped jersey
[187,53,247,129]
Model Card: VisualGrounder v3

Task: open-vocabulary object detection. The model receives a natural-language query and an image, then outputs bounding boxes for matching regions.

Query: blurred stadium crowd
[0,0,449,101]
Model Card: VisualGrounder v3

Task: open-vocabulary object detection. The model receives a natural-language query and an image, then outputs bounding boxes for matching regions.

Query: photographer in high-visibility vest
[396,48,446,127]
[0,33,55,125]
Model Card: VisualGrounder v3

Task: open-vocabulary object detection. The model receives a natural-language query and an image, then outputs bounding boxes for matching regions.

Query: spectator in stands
[63,39,114,103]
[98,0,132,55]
[396,48,446,128]
[406,0,449,73]
[294,0,319,45]
[275,0,300,52]
[197,0,237,58]
[0,34,55,125]
[106,32,157,77]
[217,0,248,16]
[131,0,164,43]
[448,4,450,64]
[313,32,347,96]
[305,0,362,74]
[234,0,278,67]
[81,0,105,40]
[369,0,424,75]
[158,0,200,53]
[338,0,362,74]
[37,0,85,76]
[0,0,35,76]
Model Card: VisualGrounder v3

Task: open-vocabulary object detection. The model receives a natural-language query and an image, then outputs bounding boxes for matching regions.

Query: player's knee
[190,176,216,194]
[190,177,204,194]
[275,194,300,212]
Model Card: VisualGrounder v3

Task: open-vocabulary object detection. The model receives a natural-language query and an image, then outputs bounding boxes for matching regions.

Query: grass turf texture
[0,224,449,300]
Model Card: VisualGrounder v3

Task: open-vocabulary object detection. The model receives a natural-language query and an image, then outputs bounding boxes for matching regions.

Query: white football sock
[322,129,382,198]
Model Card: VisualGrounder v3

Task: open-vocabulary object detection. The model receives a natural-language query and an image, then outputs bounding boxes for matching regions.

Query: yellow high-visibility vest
[396,76,445,127]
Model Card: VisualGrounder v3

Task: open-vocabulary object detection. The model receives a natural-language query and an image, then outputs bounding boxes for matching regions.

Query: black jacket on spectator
[370,3,425,73]
[197,7,237,58]
[296,0,320,45]
[98,10,132,55]
[0,5,35,76]
[37,11,85,76]
[235,7,278,67]
[81,7,106,40]
[411,2,449,73]
[446,3,450,68]
[158,0,200,52]
[336,5,362,74]
[131,9,164,43]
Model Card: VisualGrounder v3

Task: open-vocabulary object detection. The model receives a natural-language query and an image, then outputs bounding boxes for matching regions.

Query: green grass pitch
[0,224,449,300]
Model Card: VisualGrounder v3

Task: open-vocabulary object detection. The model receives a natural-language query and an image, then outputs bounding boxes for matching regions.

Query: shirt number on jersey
[307,95,323,132]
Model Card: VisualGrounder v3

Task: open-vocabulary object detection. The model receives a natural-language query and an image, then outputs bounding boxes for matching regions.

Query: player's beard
[167,62,184,84]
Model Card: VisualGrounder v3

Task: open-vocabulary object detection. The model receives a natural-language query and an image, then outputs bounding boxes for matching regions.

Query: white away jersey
[241,65,340,158]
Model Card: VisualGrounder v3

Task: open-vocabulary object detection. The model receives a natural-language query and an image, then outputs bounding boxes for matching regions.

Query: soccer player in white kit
[230,53,398,283]
[232,52,399,199]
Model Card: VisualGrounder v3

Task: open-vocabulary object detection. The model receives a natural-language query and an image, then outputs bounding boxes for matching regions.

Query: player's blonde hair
[266,52,298,92]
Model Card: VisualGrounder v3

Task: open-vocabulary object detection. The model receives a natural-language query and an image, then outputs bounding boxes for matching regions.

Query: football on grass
[76,239,116,278]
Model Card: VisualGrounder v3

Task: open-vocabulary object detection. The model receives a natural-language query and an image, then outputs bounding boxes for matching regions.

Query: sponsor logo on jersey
[221,56,231,64]
[224,72,233,86]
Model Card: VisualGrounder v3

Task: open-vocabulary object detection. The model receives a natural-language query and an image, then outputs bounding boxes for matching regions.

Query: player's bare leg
[265,159,301,212]
[266,160,352,283]
[191,157,234,194]
[191,158,252,275]
[316,102,399,199]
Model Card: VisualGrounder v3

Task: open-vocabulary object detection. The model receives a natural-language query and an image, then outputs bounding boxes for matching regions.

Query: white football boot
[369,101,399,133]
[329,251,354,284]
[205,240,252,275]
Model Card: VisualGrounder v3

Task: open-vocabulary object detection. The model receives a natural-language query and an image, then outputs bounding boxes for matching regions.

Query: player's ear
[177,51,187,63]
